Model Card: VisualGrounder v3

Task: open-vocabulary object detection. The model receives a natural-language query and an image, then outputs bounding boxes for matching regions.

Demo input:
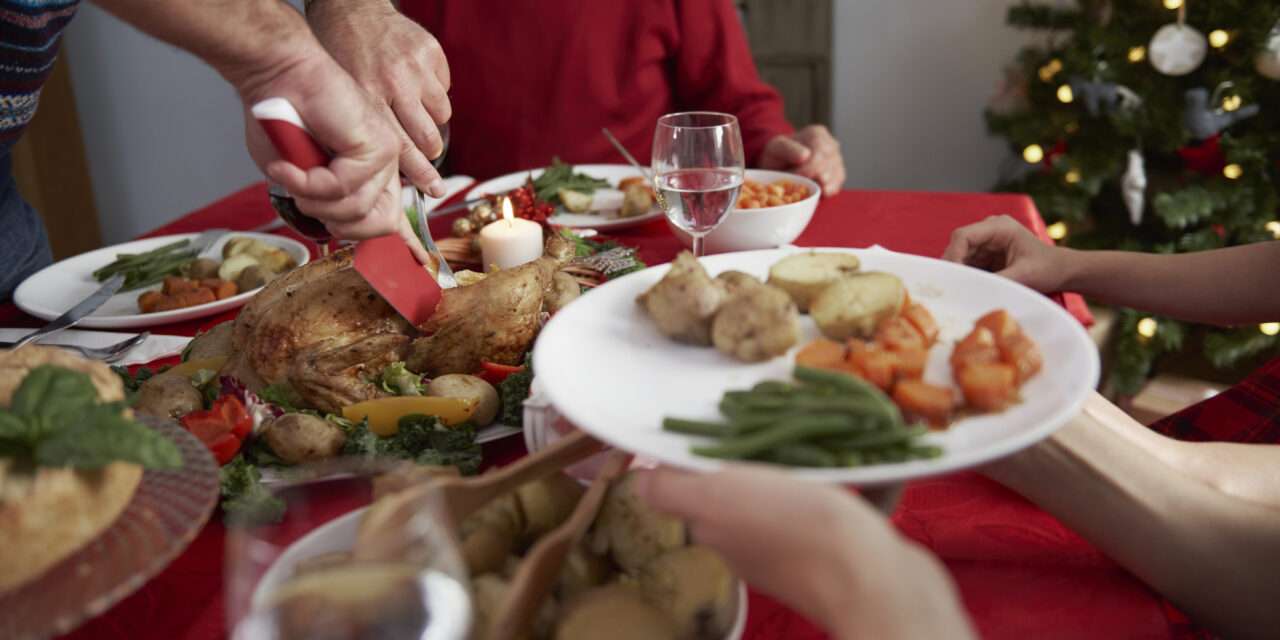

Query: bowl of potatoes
[669,169,820,254]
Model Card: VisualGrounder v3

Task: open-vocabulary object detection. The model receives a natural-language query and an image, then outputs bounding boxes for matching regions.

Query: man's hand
[759,124,845,196]
[634,466,974,639]
[308,0,451,197]
[942,215,1076,293]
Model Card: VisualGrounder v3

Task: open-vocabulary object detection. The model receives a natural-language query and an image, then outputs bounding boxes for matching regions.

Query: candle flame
[502,197,514,225]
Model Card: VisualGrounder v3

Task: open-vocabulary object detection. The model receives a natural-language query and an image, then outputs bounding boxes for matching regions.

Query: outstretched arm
[943,215,1280,325]
[983,392,1280,640]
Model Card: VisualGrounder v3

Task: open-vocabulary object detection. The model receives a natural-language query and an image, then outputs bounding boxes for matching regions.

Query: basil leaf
[35,406,182,470]
[0,410,30,441]
[11,365,101,435]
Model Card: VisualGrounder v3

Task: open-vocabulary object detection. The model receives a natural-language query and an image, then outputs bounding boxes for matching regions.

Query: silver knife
[11,273,126,349]
[414,188,458,288]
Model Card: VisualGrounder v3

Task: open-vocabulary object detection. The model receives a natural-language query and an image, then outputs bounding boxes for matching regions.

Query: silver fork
[3,332,151,363]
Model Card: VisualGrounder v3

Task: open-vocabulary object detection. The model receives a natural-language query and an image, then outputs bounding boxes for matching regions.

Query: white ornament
[1256,21,1280,80]
[1122,149,1147,226]
[1149,23,1207,76]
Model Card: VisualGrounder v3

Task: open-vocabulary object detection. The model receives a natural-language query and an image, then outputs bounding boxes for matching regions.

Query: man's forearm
[984,403,1280,640]
[1062,241,1280,325]
[90,0,321,97]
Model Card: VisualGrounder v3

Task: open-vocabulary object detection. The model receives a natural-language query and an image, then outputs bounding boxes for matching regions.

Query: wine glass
[651,112,745,257]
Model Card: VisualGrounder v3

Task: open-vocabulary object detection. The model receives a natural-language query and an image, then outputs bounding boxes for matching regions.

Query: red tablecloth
[5,183,1186,639]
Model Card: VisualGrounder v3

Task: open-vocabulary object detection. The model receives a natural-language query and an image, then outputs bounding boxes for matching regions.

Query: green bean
[908,445,944,459]
[663,417,737,438]
[765,443,839,468]
[93,240,195,285]
[837,450,864,467]
[752,380,796,394]
[722,390,792,410]
[692,415,857,459]
[793,365,878,394]
[824,425,928,451]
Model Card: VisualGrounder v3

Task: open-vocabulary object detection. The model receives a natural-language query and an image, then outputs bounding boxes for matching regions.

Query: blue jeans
[0,170,54,302]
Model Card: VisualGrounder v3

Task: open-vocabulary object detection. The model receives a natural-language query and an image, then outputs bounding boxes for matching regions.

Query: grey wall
[65,0,1033,243]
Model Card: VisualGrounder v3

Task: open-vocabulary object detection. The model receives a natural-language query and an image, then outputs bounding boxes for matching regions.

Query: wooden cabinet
[737,0,833,127]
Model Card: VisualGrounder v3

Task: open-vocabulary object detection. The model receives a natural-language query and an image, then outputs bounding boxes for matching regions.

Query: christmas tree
[988,0,1280,395]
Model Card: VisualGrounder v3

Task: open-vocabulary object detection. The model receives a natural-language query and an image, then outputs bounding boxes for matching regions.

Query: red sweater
[403,0,793,180]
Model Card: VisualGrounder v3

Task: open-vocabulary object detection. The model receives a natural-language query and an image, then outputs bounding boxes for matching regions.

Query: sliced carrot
[162,276,198,295]
[795,338,848,370]
[951,327,1001,372]
[893,380,957,427]
[901,303,940,346]
[889,348,928,380]
[154,287,216,312]
[956,362,1017,411]
[846,342,897,391]
[137,290,165,314]
[975,310,1021,345]
[207,279,238,300]
[874,316,926,353]
[1000,333,1043,384]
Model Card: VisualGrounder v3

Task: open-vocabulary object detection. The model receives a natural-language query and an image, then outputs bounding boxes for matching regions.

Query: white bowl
[669,169,820,254]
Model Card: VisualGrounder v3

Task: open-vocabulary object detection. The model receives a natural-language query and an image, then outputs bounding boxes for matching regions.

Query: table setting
[0,108,1187,640]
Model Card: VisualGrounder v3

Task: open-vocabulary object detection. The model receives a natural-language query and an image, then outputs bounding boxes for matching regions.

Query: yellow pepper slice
[341,396,477,436]
[167,356,228,378]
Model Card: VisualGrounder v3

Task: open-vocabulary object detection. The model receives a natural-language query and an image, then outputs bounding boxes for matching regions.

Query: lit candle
[479,197,543,272]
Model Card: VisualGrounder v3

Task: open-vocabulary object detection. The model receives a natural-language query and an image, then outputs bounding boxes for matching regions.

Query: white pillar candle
[479,197,543,272]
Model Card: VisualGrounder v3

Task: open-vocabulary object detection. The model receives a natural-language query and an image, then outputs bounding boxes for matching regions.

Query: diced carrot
[975,310,1021,345]
[796,338,848,370]
[951,327,1001,372]
[204,279,238,300]
[889,348,928,380]
[893,380,957,427]
[162,276,198,295]
[1000,333,1043,384]
[846,342,896,391]
[956,362,1017,411]
[874,316,926,353]
[154,287,216,312]
[901,303,940,346]
[137,290,165,314]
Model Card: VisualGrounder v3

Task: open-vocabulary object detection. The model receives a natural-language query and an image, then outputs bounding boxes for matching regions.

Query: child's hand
[942,215,1075,293]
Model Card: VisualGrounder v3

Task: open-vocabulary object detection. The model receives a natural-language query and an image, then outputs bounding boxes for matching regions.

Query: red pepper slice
[213,395,253,441]
[180,394,250,466]
[182,410,233,443]
[207,432,241,465]
[478,361,523,385]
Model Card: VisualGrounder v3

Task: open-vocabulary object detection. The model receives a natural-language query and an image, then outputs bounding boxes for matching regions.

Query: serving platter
[14,232,311,329]
[533,246,1099,486]
[465,164,664,231]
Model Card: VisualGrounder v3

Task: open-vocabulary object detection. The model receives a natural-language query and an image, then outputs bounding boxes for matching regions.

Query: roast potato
[546,271,582,313]
[235,265,271,292]
[555,585,677,640]
[460,493,524,575]
[425,374,499,426]
[185,257,221,280]
[633,546,736,640]
[810,271,906,340]
[184,320,234,361]
[591,473,687,572]
[767,252,861,312]
[710,284,800,362]
[262,413,347,464]
[133,371,202,419]
[636,252,726,346]
[470,574,558,640]
[516,473,586,539]
[714,270,763,298]
[555,545,612,602]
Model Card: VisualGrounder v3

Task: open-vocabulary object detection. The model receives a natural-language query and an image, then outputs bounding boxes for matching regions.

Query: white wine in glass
[651,112,745,257]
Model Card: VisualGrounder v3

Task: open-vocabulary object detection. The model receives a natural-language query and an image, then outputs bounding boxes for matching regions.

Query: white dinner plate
[533,247,1100,486]
[465,164,664,231]
[14,232,311,329]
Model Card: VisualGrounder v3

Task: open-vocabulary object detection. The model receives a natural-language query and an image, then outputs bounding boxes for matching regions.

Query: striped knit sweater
[0,0,80,153]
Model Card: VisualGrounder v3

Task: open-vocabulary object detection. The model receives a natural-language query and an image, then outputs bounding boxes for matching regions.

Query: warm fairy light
[1137,317,1159,339]
[1057,84,1075,103]
[1261,322,1280,336]
[501,195,514,225]
[1208,30,1230,48]
[1223,163,1243,180]
[1162,0,1182,10]
[1038,58,1063,82]
[1047,222,1068,240]
[1221,95,1242,112]
[1023,144,1045,164]
[1064,169,1082,184]
[1128,46,1147,63]
[1266,221,1280,238]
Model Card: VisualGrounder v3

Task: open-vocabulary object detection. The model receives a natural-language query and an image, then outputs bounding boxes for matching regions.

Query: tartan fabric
[1148,355,1280,445]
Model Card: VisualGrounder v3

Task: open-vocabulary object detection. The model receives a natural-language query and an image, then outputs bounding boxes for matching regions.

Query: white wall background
[64,0,1034,243]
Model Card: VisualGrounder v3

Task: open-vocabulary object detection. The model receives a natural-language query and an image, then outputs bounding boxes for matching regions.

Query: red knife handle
[251,97,330,170]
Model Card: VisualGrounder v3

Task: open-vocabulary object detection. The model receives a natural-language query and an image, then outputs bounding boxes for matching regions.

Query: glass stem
[692,234,705,258]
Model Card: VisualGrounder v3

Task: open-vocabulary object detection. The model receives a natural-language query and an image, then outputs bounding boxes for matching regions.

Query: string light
[1137,317,1159,339]
[1127,46,1147,63]
[1163,0,1183,9]
[1047,222,1068,240]
[1261,322,1280,337]
[1208,30,1230,48]
[1038,58,1063,82]
[1023,144,1045,163]
[1223,164,1243,180]
[1266,221,1280,238]
[1057,84,1075,103]
[1065,169,1082,184]
[1221,95,1242,112]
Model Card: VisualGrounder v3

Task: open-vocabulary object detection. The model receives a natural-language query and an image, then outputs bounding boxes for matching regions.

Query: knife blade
[415,188,458,289]
[12,273,126,349]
